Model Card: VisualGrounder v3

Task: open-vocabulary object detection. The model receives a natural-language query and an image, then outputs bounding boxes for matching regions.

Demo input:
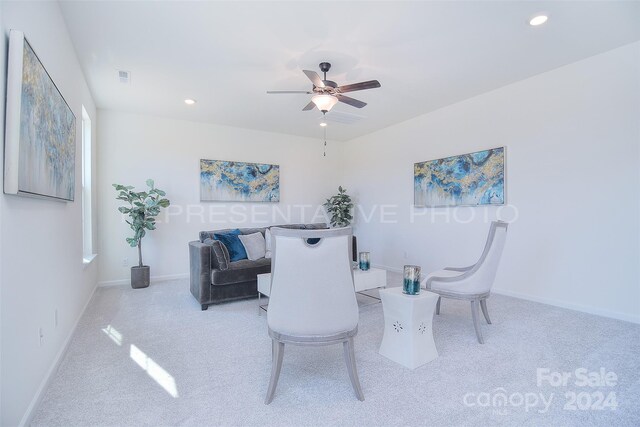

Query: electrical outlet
[39,327,44,347]
[122,257,129,267]
[54,309,58,328]
[403,251,409,259]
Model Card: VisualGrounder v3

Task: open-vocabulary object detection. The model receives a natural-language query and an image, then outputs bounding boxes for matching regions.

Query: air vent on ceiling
[118,70,131,84]
[323,110,365,125]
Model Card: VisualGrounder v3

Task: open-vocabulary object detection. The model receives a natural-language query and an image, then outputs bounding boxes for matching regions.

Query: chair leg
[480,298,491,324]
[470,300,484,344]
[435,296,441,315]
[342,337,365,401]
[265,340,285,404]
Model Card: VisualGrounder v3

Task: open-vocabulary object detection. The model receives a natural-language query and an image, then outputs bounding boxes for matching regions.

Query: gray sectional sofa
[190,223,353,310]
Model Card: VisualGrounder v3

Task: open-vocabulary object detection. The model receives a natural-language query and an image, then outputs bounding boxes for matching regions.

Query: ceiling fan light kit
[311,94,338,112]
[267,61,381,113]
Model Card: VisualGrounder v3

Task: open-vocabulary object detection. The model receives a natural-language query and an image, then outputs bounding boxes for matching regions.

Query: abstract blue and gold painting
[200,159,280,202]
[414,147,505,207]
[4,32,76,201]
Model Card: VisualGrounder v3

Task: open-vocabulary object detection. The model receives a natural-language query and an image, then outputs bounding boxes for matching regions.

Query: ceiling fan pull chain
[323,126,327,157]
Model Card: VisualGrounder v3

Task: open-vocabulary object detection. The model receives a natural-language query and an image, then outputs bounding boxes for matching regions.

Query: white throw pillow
[265,228,272,259]
[238,232,266,261]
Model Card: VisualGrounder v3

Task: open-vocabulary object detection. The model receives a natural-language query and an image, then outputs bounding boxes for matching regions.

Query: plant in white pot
[324,186,353,227]
[113,179,170,288]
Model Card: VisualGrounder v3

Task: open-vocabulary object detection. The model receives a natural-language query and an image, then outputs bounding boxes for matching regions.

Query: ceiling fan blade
[302,101,316,111]
[266,90,313,94]
[302,70,325,88]
[336,80,381,93]
[337,94,367,108]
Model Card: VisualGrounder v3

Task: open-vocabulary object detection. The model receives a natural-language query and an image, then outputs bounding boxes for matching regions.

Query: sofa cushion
[211,258,271,286]
[200,228,265,242]
[214,229,248,262]
[199,224,328,243]
[203,238,230,270]
[265,228,272,258]
[238,232,266,260]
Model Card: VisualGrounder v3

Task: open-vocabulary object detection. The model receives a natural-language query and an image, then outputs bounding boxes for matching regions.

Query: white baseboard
[19,283,99,426]
[492,287,640,325]
[98,273,189,287]
[372,265,640,325]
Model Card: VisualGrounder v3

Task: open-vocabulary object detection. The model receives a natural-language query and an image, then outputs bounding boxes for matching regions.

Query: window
[82,106,95,263]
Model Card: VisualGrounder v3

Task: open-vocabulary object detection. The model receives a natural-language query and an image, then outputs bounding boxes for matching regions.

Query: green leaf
[325,185,353,227]
[116,181,170,248]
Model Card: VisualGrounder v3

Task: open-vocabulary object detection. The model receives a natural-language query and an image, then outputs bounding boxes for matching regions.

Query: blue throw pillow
[214,229,248,262]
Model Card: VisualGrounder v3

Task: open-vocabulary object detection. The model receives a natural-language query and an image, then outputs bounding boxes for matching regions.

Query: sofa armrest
[203,238,230,271]
[189,241,211,308]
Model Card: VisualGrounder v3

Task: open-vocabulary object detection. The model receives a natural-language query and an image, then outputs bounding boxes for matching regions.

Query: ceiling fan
[267,62,381,113]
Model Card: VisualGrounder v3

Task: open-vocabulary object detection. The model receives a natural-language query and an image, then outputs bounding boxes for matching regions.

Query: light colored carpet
[32,272,640,426]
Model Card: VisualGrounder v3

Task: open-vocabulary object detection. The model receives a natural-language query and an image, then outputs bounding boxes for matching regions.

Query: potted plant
[113,179,170,289]
[324,186,353,227]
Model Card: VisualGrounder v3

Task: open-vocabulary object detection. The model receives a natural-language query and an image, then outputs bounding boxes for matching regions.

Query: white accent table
[379,287,439,369]
[257,272,271,314]
[353,268,387,293]
[257,267,387,313]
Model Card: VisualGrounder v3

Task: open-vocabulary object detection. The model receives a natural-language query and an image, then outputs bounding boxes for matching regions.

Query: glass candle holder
[358,252,370,271]
[403,265,421,295]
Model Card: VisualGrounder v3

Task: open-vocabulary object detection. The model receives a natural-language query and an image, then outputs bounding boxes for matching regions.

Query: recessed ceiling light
[184,99,197,105]
[320,122,327,127]
[529,14,548,26]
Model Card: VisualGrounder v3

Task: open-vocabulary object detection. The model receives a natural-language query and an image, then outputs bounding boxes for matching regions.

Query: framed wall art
[4,30,76,201]
[414,147,505,207]
[200,159,280,202]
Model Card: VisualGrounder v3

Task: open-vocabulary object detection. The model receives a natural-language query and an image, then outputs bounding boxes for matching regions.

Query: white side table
[257,269,388,314]
[379,287,439,369]
[257,273,271,314]
[353,268,387,292]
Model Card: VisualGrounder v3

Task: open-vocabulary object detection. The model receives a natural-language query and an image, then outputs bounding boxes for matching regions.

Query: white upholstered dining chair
[422,221,509,344]
[265,227,364,404]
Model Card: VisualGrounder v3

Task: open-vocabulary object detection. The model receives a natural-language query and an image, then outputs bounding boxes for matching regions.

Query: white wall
[97,111,342,284]
[342,42,640,323]
[0,2,99,425]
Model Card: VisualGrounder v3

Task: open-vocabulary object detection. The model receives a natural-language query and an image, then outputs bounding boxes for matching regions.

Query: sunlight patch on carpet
[130,344,179,398]
[101,325,123,346]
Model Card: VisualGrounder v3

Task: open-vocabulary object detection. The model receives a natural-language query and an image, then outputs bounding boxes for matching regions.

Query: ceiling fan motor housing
[319,80,337,90]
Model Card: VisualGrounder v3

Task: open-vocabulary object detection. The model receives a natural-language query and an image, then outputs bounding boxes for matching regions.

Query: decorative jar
[403,265,421,295]
[358,252,370,271]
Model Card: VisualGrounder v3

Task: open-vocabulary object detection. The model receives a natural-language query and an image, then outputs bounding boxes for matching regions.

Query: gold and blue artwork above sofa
[414,147,505,207]
[200,159,280,202]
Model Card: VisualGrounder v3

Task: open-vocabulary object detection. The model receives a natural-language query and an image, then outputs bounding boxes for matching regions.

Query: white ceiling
[59,1,640,141]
